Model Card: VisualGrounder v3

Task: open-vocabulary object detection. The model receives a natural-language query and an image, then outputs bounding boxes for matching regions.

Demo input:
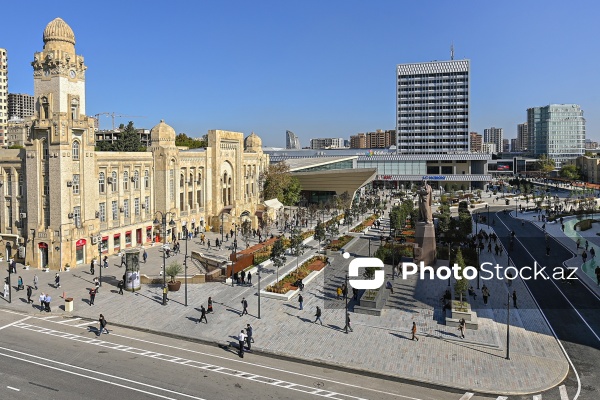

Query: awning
[76,239,87,247]
[220,206,233,215]
[264,198,283,209]
[146,226,152,230]
[114,233,121,238]
[255,210,264,217]
[102,236,108,241]
[125,231,132,235]
[38,242,48,249]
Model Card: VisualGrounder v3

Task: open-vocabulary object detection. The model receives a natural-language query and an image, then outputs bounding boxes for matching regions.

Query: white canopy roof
[264,198,284,209]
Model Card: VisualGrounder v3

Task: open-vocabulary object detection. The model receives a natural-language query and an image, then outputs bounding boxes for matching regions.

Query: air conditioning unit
[19,213,26,219]
[107,177,113,184]
[120,207,124,212]
[91,236,98,244]
[68,213,74,219]
[66,181,73,187]
[141,204,146,209]
[131,177,136,182]
[95,211,99,218]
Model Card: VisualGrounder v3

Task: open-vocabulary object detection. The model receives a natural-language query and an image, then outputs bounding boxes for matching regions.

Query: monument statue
[417,180,433,224]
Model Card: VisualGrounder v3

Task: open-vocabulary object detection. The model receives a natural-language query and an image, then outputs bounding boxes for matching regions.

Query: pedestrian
[198,305,207,323]
[98,314,109,335]
[117,279,124,295]
[17,276,23,291]
[595,266,600,286]
[385,280,394,294]
[487,242,492,253]
[143,249,148,263]
[246,323,254,349]
[352,287,358,301]
[33,274,38,290]
[207,239,211,249]
[314,306,323,325]
[90,259,95,275]
[582,251,588,263]
[298,294,303,310]
[458,318,466,339]
[481,285,490,305]
[240,297,248,316]
[44,293,51,312]
[26,285,33,304]
[54,273,60,288]
[247,271,252,285]
[237,330,246,358]
[39,292,45,311]
[591,248,596,258]
[103,256,108,269]
[342,283,348,299]
[344,312,353,332]
[120,254,126,267]
[392,265,398,278]
[411,322,419,341]
[577,238,581,249]
[240,270,246,285]
[207,297,214,313]
[512,290,518,308]
[506,271,513,287]
[89,287,96,306]
[93,277,100,293]
[336,286,342,299]
[163,285,169,304]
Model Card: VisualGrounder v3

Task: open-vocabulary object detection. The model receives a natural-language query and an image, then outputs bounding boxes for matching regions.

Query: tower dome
[150,119,176,146]
[43,18,75,46]
[244,132,262,152]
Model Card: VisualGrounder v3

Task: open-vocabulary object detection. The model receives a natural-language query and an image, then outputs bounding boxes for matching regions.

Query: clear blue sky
[2,0,599,146]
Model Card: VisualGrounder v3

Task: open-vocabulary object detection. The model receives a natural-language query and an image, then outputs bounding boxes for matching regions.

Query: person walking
[103,256,108,269]
[198,305,207,323]
[458,318,466,339]
[246,324,254,350]
[336,286,342,299]
[54,273,60,288]
[33,274,38,290]
[162,285,169,304]
[93,277,100,293]
[314,306,323,325]
[17,276,23,291]
[207,239,211,249]
[586,240,589,251]
[247,271,252,285]
[576,238,581,249]
[411,321,419,341]
[481,285,490,305]
[98,314,109,335]
[298,294,303,310]
[591,247,596,258]
[512,290,518,309]
[26,285,33,304]
[582,251,588,264]
[44,293,51,312]
[240,297,248,316]
[117,279,124,295]
[89,287,96,306]
[207,297,214,313]
[595,266,600,286]
[143,249,148,263]
[386,280,394,294]
[90,259,95,275]
[39,292,45,311]
[237,330,247,358]
[240,270,246,285]
[344,312,353,332]
[120,253,126,267]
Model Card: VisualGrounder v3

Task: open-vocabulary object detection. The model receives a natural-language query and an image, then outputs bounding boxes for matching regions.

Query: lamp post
[97,235,102,287]
[257,261,262,319]
[486,204,490,225]
[153,211,176,306]
[344,273,349,334]
[447,241,451,287]
[183,225,189,307]
[506,291,511,360]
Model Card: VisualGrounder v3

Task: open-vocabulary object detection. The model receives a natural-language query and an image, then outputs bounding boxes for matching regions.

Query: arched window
[99,172,106,193]
[133,170,140,189]
[123,171,129,191]
[144,170,149,189]
[72,141,80,160]
[180,173,185,187]
[111,171,118,192]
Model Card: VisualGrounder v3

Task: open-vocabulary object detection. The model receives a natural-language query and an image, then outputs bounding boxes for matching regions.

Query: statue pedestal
[415,222,436,266]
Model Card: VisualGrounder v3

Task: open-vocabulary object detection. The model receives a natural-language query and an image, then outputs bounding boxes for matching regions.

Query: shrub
[166,262,183,282]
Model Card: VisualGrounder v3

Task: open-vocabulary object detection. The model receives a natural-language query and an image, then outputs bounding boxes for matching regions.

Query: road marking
[459,393,474,400]
[559,385,570,400]
[22,313,424,400]
[13,322,368,400]
[0,347,198,400]
[56,317,82,325]
[497,213,582,400]
[495,397,507,400]
[533,395,542,400]
[0,316,30,331]
[7,386,20,391]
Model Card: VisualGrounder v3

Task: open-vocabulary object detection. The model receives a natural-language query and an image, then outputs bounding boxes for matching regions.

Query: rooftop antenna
[450,43,454,60]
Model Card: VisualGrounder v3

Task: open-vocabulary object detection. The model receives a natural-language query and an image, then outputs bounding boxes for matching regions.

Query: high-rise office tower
[8,93,35,119]
[483,127,503,154]
[396,59,470,154]
[516,122,528,152]
[510,138,517,152]
[527,104,585,166]
[286,130,300,149]
[0,48,7,146]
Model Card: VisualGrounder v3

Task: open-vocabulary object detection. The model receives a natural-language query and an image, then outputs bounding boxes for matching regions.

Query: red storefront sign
[75,239,87,247]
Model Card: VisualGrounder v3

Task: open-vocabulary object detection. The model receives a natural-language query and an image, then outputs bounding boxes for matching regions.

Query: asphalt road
[0,311,497,400]
[493,210,600,400]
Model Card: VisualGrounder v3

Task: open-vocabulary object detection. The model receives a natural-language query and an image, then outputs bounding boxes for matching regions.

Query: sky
[2,0,599,147]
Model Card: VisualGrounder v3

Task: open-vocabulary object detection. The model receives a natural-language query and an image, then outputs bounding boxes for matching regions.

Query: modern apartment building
[527,104,585,166]
[482,143,497,154]
[483,127,503,154]
[584,139,598,150]
[516,122,528,152]
[8,93,34,119]
[350,133,367,149]
[396,59,470,154]
[511,138,517,153]
[502,139,510,153]
[310,137,345,149]
[286,130,300,149]
[350,129,396,149]
[469,132,482,152]
[0,48,7,147]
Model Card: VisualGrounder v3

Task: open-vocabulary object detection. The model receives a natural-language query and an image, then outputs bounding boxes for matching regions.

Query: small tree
[313,221,327,253]
[166,262,183,283]
[270,237,287,284]
[454,249,469,306]
[289,227,305,257]
[241,219,252,248]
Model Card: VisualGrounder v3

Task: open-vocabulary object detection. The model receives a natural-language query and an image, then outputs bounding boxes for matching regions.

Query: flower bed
[327,235,353,251]
[265,255,327,294]
[350,214,378,232]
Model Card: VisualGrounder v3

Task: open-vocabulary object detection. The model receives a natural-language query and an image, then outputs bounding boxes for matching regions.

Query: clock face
[69,70,76,78]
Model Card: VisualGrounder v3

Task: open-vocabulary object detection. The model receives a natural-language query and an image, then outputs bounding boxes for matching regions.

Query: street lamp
[153,211,176,306]
[506,291,511,360]
[183,225,189,307]
[486,204,490,225]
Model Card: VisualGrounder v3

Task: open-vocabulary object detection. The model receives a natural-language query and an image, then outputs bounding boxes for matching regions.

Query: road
[493,210,600,400]
[0,311,499,400]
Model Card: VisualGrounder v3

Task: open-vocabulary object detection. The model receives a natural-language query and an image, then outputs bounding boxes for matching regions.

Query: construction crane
[93,112,147,130]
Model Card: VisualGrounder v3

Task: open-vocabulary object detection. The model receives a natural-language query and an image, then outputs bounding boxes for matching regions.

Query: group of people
[232,270,252,285]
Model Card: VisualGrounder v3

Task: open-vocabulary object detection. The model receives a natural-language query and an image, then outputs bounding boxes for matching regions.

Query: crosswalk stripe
[559,385,569,400]
[57,317,82,324]
[495,397,508,400]
[459,393,474,400]
[533,395,542,400]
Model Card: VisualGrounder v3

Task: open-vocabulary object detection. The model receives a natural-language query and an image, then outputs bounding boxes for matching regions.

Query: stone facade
[0,18,268,270]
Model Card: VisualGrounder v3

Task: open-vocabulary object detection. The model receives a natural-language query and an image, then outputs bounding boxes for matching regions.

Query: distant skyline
[2,1,599,147]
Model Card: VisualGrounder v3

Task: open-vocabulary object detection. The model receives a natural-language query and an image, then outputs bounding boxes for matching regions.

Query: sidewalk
[0,207,569,396]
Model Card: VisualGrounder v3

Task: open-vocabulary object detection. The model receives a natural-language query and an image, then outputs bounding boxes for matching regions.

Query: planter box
[167,281,181,291]
[259,268,324,301]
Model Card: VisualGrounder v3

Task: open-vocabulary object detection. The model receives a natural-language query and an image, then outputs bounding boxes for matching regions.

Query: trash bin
[65,297,73,312]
